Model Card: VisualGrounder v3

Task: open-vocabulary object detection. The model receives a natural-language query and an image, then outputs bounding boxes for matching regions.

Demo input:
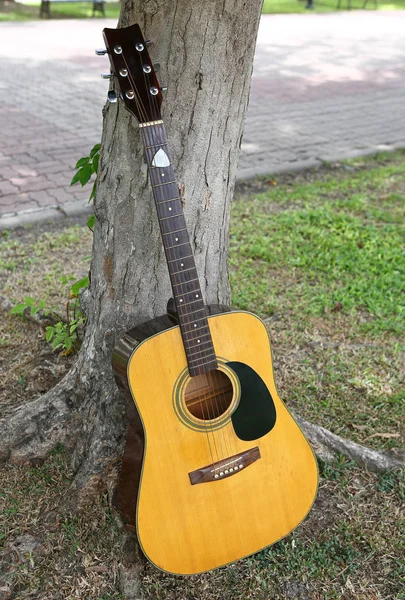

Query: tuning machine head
[95,48,108,56]
[102,24,162,123]
[101,73,113,80]
[107,90,122,103]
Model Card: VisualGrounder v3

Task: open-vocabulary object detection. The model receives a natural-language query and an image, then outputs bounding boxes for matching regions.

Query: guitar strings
[129,54,233,467]
[123,48,235,466]
[138,60,235,466]
[127,51,221,465]
[134,52,226,466]
[141,123,220,467]
[135,55,221,466]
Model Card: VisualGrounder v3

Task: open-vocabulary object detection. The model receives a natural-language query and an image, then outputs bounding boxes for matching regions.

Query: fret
[166,241,190,250]
[187,353,217,364]
[158,197,181,205]
[172,278,199,288]
[185,339,213,351]
[179,306,207,317]
[183,327,211,337]
[190,359,218,374]
[160,212,184,221]
[171,267,195,276]
[177,298,204,308]
[145,142,168,150]
[163,227,187,236]
[168,255,193,264]
[187,344,215,356]
[182,325,211,337]
[152,180,177,187]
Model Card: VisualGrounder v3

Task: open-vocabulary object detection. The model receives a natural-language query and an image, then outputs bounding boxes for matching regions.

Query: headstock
[101,24,163,124]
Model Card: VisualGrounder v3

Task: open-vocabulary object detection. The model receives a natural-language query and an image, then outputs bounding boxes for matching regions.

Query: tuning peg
[101,73,113,79]
[161,86,168,93]
[95,48,108,56]
[107,90,120,103]
[153,62,160,72]
[145,40,152,47]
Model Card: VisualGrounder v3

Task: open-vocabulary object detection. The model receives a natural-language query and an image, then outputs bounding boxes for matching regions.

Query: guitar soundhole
[184,370,234,421]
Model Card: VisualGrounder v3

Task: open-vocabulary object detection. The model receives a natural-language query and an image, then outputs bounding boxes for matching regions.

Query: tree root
[0,373,82,464]
[294,412,404,472]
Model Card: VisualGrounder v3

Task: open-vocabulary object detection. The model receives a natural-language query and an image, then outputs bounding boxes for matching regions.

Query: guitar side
[122,310,318,575]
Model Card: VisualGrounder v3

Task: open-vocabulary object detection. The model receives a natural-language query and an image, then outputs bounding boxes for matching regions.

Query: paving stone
[29,190,58,206]
[47,187,77,203]
[1,13,405,221]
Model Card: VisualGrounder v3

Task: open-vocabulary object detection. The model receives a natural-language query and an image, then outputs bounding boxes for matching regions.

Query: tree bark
[0,0,264,502]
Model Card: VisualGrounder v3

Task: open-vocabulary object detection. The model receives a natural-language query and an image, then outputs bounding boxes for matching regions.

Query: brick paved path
[1,12,405,223]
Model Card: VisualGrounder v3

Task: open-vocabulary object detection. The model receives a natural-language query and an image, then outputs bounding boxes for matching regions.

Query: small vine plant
[11,144,100,354]
[11,276,89,354]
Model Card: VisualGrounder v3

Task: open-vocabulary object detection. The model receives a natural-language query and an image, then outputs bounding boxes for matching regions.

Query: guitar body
[116,310,318,575]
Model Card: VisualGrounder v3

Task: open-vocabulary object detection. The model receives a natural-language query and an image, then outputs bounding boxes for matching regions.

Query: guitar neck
[140,121,218,376]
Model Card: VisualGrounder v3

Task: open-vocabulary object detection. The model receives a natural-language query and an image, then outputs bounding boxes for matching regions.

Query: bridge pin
[239,464,243,469]
[234,466,238,470]
[225,470,229,474]
[214,474,219,479]
[220,471,224,477]
[229,468,233,472]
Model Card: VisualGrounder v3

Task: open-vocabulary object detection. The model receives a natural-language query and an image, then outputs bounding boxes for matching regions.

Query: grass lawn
[0,151,404,598]
[0,0,120,21]
[262,0,405,12]
[1,0,405,21]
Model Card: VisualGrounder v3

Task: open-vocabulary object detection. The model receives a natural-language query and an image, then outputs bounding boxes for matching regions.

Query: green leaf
[75,156,90,169]
[31,307,39,315]
[78,164,93,187]
[89,181,97,202]
[70,170,82,186]
[24,297,35,307]
[64,337,72,351]
[45,327,55,342]
[10,303,27,315]
[90,144,101,158]
[92,153,99,174]
[71,276,89,296]
[87,214,96,231]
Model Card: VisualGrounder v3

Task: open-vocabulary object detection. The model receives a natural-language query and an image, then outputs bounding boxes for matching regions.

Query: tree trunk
[0,0,264,504]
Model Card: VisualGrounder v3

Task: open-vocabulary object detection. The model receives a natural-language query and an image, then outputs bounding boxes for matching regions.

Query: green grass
[230,152,405,337]
[0,1,120,21]
[2,0,404,21]
[262,0,405,12]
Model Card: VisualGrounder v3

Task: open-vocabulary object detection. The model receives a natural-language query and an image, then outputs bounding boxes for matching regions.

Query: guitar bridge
[189,446,260,485]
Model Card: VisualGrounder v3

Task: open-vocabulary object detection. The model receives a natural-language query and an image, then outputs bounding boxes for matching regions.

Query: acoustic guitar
[102,24,318,575]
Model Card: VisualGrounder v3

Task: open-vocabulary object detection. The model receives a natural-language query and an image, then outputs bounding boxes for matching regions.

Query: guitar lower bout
[117,310,318,575]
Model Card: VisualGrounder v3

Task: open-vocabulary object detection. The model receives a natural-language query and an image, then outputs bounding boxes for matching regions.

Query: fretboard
[139,121,218,377]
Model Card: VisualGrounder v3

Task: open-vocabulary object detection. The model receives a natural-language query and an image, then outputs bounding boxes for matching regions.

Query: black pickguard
[228,361,277,441]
